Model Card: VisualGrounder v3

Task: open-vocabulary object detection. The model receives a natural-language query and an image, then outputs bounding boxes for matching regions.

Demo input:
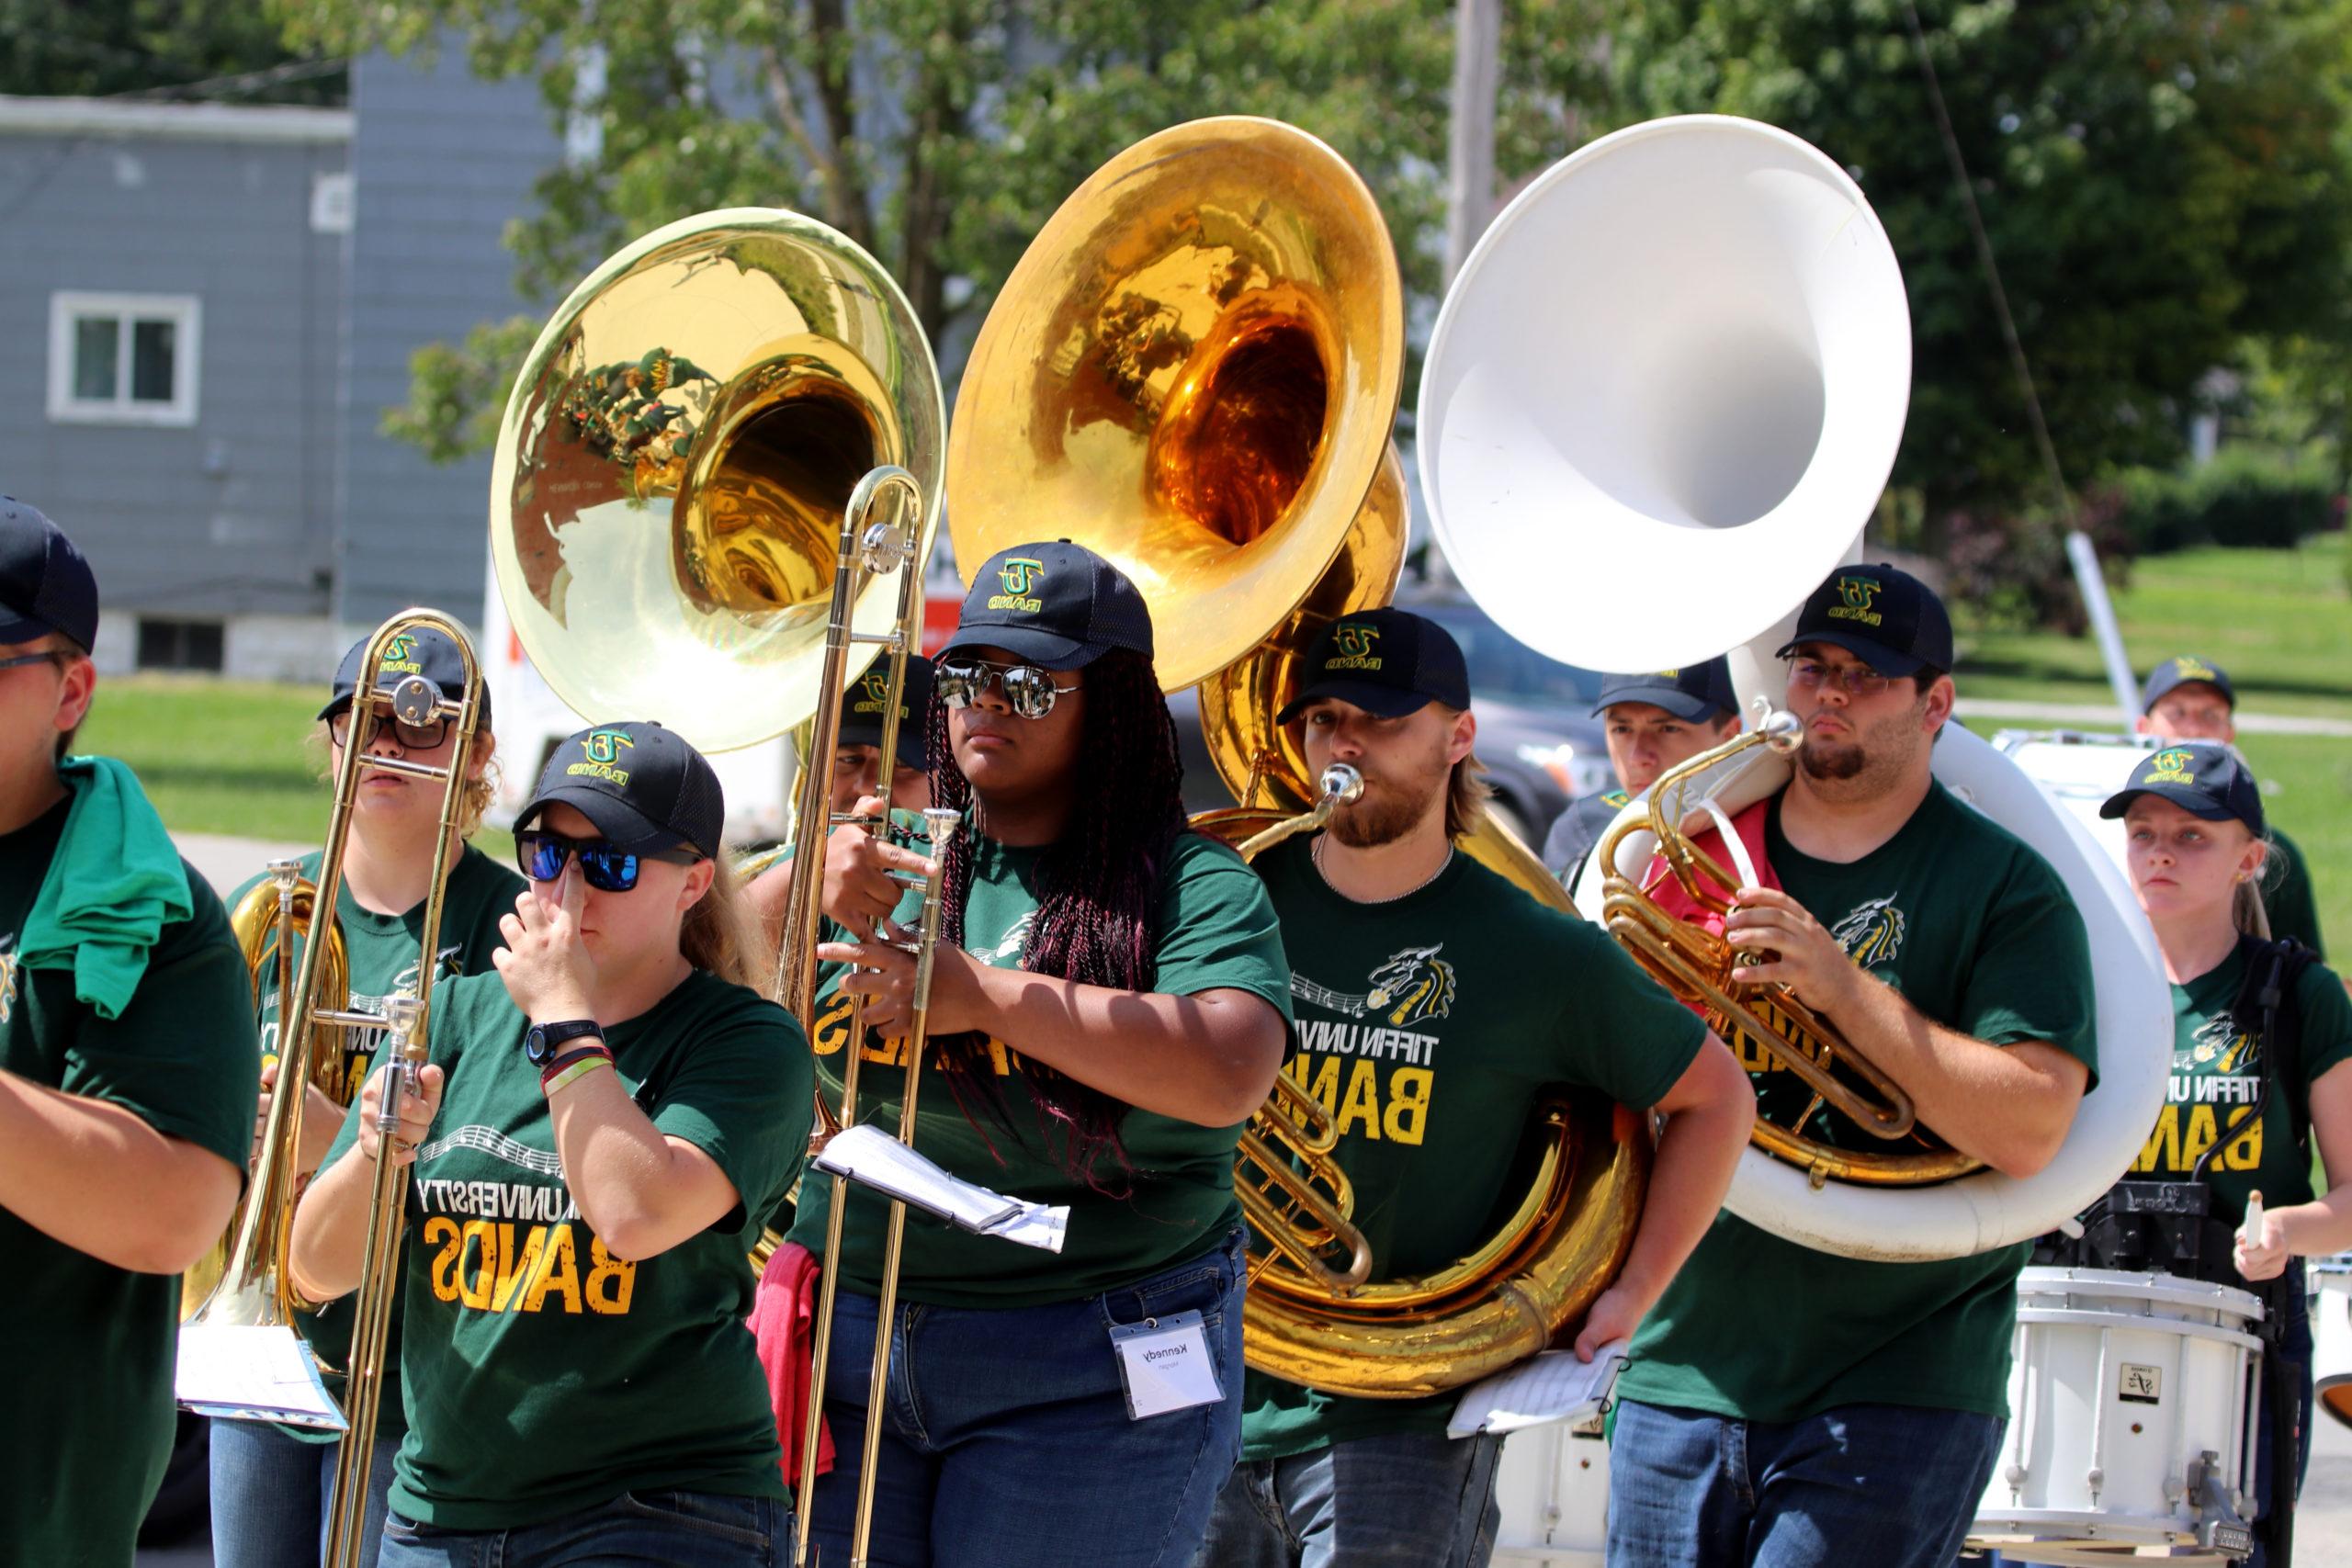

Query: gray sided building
[0,51,553,679]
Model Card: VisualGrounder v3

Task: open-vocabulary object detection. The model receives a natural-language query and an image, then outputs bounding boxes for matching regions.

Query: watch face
[526,1025,551,1065]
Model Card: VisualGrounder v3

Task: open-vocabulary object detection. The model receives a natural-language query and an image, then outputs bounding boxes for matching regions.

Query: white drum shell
[1971,1268,2263,1561]
[1490,1421,1609,1566]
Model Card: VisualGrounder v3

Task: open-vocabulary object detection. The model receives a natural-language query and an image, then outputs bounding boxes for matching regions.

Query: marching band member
[289,721,809,1564]
[1543,659,1742,886]
[803,540,1294,1568]
[209,627,525,1568]
[1607,564,2099,1568]
[2103,742,2352,1562]
[1197,609,1753,1568]
[2135,655,2325,955]
[0,500,258,1568]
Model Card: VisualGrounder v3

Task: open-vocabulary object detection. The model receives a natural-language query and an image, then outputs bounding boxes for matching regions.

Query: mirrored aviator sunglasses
[934,658,1080,720]
[514,829,698,893]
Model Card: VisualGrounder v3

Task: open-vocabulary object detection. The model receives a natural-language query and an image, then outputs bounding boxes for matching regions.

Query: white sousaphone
[1419,114,2169,1264]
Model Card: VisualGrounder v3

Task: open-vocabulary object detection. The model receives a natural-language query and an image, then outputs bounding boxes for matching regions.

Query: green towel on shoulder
[22,756,194,1020]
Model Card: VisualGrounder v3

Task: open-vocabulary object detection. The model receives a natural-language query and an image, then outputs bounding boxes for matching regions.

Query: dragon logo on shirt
[2181,1013,2260,1075]
[1829,895,1906,967]
[1365,945,1456,1027]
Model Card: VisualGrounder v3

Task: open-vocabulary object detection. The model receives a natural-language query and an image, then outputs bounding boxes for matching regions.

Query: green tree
[0,0,339,101]
[1539,0,2352,541]
[273,0,1454,459]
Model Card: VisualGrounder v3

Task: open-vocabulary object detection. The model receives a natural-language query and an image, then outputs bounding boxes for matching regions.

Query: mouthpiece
[1318,763,1364,806]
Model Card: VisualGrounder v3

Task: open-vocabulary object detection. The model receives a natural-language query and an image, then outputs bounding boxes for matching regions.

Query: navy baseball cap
[941,540,1154,671]
[0,498,98,650]
[517,720,725,860]
[839,654,932,772]
[1777,563,1954,679]
[1591,659,1736,723]
[2141,655,2235,715]
[2099,742,2264,837]
[320,626,491,730]
[1276,607,1473,724]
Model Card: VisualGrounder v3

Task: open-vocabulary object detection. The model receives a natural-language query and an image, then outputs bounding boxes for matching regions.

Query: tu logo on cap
[1328,623,1382,671]
[568,727,637,785]
[2174,657,2218,683]
[854,670,893,716]
[987,557,1046,614]
[2146,749,2197,784]
[1827,575,1883,629]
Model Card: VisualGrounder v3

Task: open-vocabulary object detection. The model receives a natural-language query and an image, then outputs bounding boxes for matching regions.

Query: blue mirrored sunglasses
[514,829,698,893]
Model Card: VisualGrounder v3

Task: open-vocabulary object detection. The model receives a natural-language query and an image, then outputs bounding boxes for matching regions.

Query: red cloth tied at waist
[750,1239,835,1487]
[1635,798,1781,1003]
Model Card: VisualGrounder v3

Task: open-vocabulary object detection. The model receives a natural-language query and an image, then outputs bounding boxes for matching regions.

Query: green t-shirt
[0,795,257,1568]
[1619,781,2099,1423]
[2127,935,2352,1226]
[2262,828,2325,959]
[785,828,1294,1309]
[231,842,525,1439]
[315,967,809,1529]
[1238,837,1705,1460]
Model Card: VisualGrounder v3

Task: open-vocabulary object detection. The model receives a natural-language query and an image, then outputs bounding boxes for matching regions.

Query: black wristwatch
[525,1018,604,1066]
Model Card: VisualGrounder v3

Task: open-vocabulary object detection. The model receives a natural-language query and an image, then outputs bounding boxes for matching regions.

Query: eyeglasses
[935,658,1081,721]
[1785,657,1894,700]
[514,829,700,893]
[0,649,71,675]
[329,708,450,752]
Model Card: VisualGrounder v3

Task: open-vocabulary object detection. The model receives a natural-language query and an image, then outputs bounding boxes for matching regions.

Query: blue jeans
[1608,1398,2003,1568]
[1194,1430,1504,1567]
[378,1492,782,1566]
[209,1417,397,1568]
[800,1227,1249,1568]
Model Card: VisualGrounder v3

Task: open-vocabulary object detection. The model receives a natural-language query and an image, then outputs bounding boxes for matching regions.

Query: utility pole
[1444,0,1503,285]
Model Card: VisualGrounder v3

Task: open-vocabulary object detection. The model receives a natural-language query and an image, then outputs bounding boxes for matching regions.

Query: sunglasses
[935,658,1081,721]
[514,829,700,893]
[330,708,451,752]
[1784,657,1896,700]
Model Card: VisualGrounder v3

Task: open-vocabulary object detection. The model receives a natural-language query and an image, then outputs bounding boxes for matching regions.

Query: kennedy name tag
[1109,1310,1223,1420]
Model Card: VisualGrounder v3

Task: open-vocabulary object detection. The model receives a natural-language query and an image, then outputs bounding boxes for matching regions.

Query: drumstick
[2239,1190,2264,1248]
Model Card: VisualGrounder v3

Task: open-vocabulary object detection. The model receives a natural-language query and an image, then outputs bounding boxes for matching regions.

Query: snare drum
[1489,1417,1609,1566]
[2313,1253,2352,1431]
[1993,731,2161,880]
[1969,1267,2263,1567]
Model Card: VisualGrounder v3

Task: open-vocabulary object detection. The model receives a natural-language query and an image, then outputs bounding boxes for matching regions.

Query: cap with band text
[320,626,492,731]
[839,654,933,772]
[1592,658,1736,723]
[1277,607,1472,724]
[2099,741,2264,838]
[941,540,1154,672]
[0,498,98,650]
[1776,562,1953,679]
[517,721,724,861]
[2141,655,2236,716]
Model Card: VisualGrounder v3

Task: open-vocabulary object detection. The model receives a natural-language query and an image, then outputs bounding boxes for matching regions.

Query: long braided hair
[922,648,1187,1189]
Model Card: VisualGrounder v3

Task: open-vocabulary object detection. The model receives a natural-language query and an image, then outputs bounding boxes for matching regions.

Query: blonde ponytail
[680,852,775,991]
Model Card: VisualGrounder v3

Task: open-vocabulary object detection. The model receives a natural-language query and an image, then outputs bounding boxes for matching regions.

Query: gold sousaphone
[948,117,1648,1397]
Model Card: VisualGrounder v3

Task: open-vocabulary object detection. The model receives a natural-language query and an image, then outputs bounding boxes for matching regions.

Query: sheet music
[1446,1344,1629,1438]
[813,1123,1069,1253]
[176,1324,348,1430]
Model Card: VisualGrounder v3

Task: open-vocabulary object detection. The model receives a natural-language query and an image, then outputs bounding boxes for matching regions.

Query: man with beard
[2134,654,2324,956]
[1606,564,2100,1568]
[1544,660,1743,886]
[1196,607,1756,1568]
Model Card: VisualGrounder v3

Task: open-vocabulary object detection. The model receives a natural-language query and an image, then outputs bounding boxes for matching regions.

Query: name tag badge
[1109,1310,1223,1420]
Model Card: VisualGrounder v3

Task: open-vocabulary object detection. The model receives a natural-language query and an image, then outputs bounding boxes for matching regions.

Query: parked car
[1170,595,1611,848]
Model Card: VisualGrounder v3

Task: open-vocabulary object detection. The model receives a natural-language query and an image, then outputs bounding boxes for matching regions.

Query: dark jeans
[800,1227,1249,1568]
[1194,1430,1505,1568]
[208,1416,397,1568]
[1607,1398,2004,1568]
[378,1492,782,1567]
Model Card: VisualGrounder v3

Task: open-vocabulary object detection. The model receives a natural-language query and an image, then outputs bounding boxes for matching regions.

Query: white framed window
[47,291,201,426]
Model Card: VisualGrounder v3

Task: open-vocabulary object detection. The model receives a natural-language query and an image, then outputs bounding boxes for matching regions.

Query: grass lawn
[78,673,514,863]
[1954,537,2352,949]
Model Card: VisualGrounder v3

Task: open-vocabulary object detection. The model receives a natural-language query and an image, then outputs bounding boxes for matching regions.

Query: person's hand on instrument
[816,924,985,1038]
[1724,886,1862,1012]
[351,1060,445,1168]
[822,795,937,936]
[1572,1280,1647,1363]
[254,1057,350,1174]
[496,869,599,1024]
[2233,1189,2290,1281]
